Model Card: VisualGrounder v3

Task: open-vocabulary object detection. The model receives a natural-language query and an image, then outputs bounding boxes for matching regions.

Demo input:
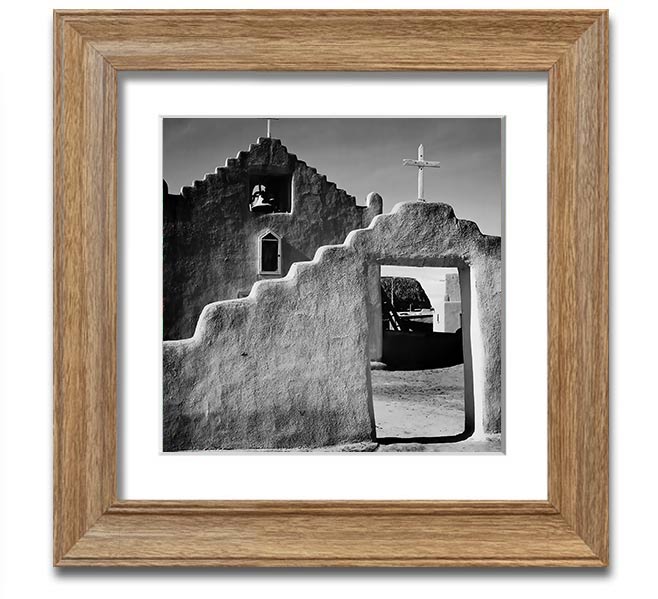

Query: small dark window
[260,232,281,274]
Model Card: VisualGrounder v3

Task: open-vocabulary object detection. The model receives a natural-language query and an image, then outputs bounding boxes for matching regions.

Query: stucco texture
[163,137,381,340]
[163,201,501,451]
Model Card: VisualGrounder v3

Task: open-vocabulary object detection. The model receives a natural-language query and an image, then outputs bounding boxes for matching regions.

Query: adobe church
[163,137,382,340]
[162,136,502,451]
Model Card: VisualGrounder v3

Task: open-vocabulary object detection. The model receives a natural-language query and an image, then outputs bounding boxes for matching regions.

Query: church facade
[163,137,382,340]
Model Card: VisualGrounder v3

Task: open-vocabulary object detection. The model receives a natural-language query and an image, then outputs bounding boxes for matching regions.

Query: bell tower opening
[248,173,292,213]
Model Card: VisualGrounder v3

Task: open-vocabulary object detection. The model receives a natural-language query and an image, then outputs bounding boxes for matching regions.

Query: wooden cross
[266,118,279,138]
[403,144,441,201]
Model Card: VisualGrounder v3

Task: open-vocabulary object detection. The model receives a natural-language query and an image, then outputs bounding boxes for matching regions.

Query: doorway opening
[369,265,474,444]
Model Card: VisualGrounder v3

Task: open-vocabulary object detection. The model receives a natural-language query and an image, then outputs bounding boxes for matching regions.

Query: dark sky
[163,117,502,236]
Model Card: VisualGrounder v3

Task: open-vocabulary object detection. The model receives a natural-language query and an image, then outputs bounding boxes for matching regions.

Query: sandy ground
[223,364,503,452]
[375,437,501,452]
[371,364,466,439]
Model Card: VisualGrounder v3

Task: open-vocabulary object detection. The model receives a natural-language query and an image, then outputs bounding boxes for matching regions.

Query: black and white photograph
[162,117,503,452]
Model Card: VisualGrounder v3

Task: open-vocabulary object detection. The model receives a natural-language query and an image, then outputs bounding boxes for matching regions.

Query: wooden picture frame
[53,10,608,567]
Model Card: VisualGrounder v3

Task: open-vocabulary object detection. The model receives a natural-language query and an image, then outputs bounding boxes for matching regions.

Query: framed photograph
[54,10,608,567]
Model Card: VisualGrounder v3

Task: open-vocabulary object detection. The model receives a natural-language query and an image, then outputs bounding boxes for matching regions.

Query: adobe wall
[164,137,382,340]
[163,201,501,451]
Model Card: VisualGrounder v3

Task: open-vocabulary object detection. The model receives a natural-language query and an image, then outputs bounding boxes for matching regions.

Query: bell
[250,192,275,213]
[250,184,275,213]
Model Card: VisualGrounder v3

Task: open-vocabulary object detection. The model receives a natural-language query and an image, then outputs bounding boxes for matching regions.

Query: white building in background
[436,272,462,333]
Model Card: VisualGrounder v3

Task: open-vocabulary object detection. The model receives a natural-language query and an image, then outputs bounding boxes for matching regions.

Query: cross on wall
[403,144,441,202]
[266,118,279,138]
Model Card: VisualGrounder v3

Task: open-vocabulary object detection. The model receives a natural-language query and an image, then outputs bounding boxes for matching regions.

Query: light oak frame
[54,10,608,567]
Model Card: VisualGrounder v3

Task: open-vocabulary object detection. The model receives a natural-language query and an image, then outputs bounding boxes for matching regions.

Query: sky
[163,117,503,236]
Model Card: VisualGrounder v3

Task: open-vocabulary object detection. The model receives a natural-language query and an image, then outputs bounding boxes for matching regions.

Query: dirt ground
[371,364,466,439]
[232,364,504,452]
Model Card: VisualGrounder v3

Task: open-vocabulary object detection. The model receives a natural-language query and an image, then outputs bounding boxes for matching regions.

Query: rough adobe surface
[163,137,382,340]
[163,201,501,451]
